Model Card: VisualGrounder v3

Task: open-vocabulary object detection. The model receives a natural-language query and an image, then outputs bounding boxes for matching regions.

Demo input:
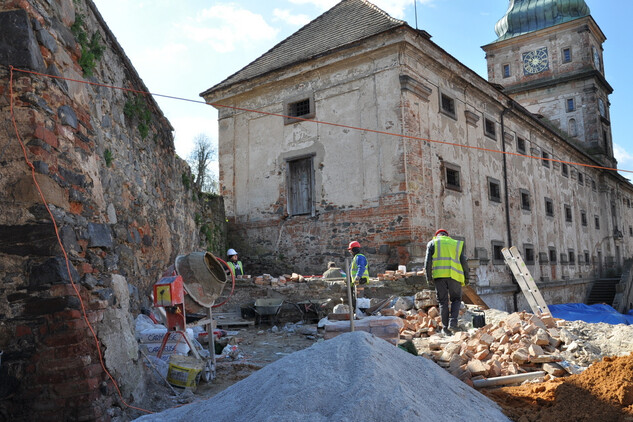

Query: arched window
[568,118,577,137]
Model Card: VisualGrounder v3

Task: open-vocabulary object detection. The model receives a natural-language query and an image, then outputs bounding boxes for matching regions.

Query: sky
[91,0,633,178]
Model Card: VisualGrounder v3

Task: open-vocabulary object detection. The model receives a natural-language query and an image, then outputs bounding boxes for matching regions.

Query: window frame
[568,249,575,265]
[488,177,501,203]
[517,137,526,154]
[542,151,550,168]
[491,241,505,265]
[520,189,531,211]
[561,163,569,177]
[548,247,557,264]
[578,172,584,186]
[484,117,497,140]
[564,204,572,223]
[444,162,462,191]
[545,197,554,217]
[439,91,457,119]
[503,64,511,78]
[595,215,600,230]
[562,47,572,63]
[524,244,535,265]
[283,95,315,125]
[581,210,587,227]
[566,98,575,112]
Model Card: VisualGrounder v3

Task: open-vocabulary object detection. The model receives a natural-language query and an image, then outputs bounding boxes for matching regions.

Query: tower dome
[495,0,590,40]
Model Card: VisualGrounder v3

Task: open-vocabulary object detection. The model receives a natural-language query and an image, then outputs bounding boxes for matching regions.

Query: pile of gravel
[135,331,509,421]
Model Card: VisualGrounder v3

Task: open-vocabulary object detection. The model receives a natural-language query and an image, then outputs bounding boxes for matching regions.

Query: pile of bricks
[252,273,306,286]
[399,309,567,385]
[377,269,425,281]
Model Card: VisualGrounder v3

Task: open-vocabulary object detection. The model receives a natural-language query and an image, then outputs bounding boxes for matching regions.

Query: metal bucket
[175,252,227,309]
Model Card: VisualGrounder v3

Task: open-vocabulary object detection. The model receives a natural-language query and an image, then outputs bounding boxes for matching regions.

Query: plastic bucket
[166,355,204,388]
[176,252,227,309]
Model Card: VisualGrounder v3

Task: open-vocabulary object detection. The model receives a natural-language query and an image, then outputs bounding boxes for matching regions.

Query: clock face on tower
[522,47,549,75]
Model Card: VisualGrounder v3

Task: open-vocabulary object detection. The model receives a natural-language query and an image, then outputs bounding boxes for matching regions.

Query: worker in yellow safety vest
[226,248,244,276]
[424,229,469,335]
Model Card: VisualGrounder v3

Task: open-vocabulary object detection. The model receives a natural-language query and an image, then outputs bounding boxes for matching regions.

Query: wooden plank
[502,247,550,315]
[462,285,489,309]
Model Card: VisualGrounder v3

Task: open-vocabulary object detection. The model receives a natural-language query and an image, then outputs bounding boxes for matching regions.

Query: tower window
[562,47,572,63]
[568,118,577,137]
[503,64,511,78]
[566,98,575,112]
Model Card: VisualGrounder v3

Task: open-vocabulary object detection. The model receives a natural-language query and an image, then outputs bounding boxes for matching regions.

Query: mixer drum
[175,252,228,309]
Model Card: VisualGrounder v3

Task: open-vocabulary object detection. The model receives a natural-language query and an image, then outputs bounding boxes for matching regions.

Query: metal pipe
[345,257,355,332]
[472,371,546,388]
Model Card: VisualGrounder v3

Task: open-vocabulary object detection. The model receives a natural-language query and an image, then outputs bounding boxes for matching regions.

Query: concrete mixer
[152,251,229,385]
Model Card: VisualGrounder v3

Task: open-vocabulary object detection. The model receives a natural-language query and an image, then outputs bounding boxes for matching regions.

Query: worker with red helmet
[348,240,369,311]
[424,229,469,335]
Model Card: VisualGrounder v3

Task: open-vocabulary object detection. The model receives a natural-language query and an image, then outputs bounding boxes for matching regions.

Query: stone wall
[0,1,222,420]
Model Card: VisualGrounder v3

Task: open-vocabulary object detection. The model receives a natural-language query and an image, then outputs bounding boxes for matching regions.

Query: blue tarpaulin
[549,303,633,325]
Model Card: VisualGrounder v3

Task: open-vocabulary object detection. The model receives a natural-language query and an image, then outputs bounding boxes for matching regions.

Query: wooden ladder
[502,246,550,315]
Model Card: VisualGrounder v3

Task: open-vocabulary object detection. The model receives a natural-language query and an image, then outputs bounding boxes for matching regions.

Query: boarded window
[288,157,313,215]
[440,93,456,118]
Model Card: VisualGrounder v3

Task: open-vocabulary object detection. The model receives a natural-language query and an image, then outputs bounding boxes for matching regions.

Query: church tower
[482,0,615,168]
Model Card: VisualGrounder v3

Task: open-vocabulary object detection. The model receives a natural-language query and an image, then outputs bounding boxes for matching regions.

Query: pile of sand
[135,331,510,421]
[483,353,633,421]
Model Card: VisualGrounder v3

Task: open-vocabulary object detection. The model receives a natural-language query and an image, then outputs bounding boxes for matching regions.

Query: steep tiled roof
[201,0,405,96]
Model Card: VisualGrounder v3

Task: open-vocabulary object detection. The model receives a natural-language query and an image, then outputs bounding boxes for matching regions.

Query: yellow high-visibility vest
[431,236,465,285]
[350,254,369,284]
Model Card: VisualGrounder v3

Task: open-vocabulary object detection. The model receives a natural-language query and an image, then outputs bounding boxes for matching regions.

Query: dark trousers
[434,278,462,329]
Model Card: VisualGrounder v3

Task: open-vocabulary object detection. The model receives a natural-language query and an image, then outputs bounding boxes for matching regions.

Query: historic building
[201,0,633,311]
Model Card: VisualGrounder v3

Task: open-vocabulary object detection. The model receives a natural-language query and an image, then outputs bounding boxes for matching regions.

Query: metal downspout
[500,103,518,311]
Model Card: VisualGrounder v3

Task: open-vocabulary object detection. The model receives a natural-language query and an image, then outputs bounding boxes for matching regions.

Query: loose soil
[481,353,633,422]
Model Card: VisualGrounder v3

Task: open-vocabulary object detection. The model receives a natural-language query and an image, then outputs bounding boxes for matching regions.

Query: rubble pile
[400,309,572,384]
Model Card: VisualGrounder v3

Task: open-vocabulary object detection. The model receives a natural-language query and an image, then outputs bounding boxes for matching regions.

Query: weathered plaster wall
[0,0,222,420]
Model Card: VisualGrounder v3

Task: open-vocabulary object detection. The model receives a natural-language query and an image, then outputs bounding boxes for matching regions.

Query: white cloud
[178,4,278,53]
[614,143,633,177]
[137,42,188,68]
[287,0,435,20]
[273,8,311,26]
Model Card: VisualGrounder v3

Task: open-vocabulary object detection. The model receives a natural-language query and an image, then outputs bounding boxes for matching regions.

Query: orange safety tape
[9,66,633,175]
[8,66,153,415]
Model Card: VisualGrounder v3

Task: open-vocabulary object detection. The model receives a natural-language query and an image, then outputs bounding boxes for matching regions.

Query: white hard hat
[227,248,238,256]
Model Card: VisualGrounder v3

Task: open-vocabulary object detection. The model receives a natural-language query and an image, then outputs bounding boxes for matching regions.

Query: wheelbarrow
[252,298,284,325]
[295,298,332,323]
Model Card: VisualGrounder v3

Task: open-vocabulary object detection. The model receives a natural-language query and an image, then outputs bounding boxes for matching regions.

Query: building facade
[201,0,633,311]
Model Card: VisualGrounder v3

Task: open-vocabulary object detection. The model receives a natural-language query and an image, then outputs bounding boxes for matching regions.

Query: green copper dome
[495,0,590,40]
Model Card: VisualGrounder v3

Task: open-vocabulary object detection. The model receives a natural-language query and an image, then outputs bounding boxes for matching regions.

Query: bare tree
[188,133,218,193]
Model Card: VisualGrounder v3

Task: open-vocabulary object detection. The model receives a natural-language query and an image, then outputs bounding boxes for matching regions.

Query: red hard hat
[435,229,449,237]
[348,241,361,250]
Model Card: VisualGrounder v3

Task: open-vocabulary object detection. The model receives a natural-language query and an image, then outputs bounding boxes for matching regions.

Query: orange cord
[9,66,153,415]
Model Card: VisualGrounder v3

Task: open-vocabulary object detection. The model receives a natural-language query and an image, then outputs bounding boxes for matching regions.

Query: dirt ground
[482,353,633,422]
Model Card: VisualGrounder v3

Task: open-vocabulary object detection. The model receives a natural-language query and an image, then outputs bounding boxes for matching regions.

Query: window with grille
[445,163,461,191]
[440,93,456,118]
[284,95,315,124]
